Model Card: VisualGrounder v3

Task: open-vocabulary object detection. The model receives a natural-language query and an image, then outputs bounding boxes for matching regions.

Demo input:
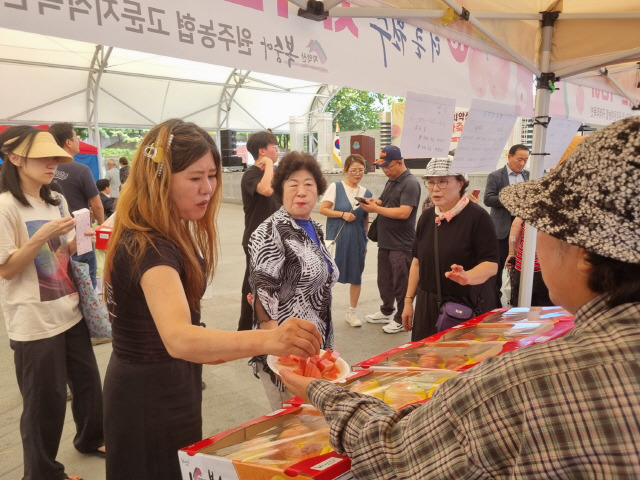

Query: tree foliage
[326,88,404,131]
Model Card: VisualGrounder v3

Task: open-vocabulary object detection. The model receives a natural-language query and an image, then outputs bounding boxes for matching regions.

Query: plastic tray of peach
[481,306,572,323]
[343,370,460,409]
[211,409,333,470]
[436,322,555,342]
[365,342,503,371]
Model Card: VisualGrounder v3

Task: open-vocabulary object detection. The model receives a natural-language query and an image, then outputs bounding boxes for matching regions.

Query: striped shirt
[514,222,541,272]
[309,295,640,479]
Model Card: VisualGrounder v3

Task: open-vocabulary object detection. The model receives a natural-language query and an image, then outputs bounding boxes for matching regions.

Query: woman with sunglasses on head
[102,120,321,480]
[402,157,500,341]
[0,126,104,480]
[320,154,373,327]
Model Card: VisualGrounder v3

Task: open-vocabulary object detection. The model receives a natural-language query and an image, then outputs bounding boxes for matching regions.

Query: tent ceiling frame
[217,69,251,133]
[326,3,640,78]
[327,3,540,74]
[600,67,640,109]
[0,57,325,95]
[232,98,267,131]
[8,89,86,120]
[86,44,112,165]
[99,86,156,125]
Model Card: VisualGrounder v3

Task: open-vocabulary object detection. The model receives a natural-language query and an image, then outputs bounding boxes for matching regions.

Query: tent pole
[86,45,111,179]
[518,11,557,307]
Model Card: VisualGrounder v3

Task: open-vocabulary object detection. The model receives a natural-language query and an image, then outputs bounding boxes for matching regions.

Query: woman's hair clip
[143,134,173,178]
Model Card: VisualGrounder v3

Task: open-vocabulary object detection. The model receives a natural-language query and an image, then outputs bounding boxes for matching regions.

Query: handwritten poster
[400,92,455,158]
[451,99,516,173]
[543,118,582,170]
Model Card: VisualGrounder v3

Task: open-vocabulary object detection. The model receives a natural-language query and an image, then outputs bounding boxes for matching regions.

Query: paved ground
[0,202,410,480]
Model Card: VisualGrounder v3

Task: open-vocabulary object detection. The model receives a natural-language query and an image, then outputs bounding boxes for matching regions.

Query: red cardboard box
[179,406,352,480]
[95,225,113,250]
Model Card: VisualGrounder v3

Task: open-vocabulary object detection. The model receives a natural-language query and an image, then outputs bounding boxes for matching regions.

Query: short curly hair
[272,152,327,204]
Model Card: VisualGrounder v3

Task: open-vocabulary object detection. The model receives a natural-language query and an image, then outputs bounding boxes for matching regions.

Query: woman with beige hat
[0,126,104,480]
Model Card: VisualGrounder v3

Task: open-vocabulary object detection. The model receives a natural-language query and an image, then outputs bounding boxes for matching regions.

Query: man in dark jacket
[484,144,530,301]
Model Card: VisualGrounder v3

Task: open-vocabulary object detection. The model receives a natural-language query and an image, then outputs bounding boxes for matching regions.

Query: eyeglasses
[348,169,364,175]
[381,161,398,170]
[424,178,451,190]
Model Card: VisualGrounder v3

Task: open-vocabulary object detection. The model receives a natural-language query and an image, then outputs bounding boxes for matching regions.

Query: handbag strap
[53,193,65,218]
[332,185,354,242]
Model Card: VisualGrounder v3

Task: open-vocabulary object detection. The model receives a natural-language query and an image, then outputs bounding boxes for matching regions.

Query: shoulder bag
[55,195,112,338]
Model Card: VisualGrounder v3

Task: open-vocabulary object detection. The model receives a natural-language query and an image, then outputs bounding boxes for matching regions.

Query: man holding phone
[359,146,420,334]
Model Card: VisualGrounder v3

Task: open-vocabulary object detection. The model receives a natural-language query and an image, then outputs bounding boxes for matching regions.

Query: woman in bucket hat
[402,156,500,341]
[280,117,640,479]
[0,126,105,480]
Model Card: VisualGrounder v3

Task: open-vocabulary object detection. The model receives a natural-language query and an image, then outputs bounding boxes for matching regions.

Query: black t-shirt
[241,165,279,248]
[107,234,202,362]
[53,161,99,213]
[377,169,421,251]
[413,202,499,307]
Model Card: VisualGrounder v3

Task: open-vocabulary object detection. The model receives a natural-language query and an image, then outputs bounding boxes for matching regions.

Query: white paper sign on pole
[400,92,455,158]
[451,99,517,173]
[543,118,582,170]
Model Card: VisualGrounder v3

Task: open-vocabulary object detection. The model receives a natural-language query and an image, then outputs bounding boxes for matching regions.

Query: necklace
[344,181,359,196]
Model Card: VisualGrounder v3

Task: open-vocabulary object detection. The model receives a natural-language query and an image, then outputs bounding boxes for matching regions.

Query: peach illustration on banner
[467,48,511,100]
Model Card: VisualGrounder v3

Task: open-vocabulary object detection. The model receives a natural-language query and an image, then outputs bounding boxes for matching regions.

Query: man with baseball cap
[359,145,421,334]
[281,116,640,478]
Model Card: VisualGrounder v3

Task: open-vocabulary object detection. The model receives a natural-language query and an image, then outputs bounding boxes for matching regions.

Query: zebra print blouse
[248,207,338,377]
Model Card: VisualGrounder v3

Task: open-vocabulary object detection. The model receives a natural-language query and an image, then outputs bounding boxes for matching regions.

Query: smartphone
[471,189,481,198]
[354,196,368,204]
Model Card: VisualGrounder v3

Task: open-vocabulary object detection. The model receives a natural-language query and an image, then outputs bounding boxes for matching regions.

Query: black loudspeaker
[404,158,429,169]
[220,130,237,160]
[221,155,243,167]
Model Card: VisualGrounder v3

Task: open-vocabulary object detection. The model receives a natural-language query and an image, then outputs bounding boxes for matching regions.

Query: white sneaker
[345,310,362,327]
[382,320,404,334]
[365,311,391,324]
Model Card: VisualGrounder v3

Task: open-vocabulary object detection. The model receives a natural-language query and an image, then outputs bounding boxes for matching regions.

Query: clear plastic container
[365,342,504,371]
[481,306,572,323]
[343,370,460,409]
[437,322,555,342]
[211,409,332,469]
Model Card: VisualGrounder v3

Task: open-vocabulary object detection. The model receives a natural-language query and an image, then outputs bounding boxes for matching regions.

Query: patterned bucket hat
[500,116,640,264]
[422,156,466,178]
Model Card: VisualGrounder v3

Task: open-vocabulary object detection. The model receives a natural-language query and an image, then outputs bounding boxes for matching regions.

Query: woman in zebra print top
[249,152,339,409]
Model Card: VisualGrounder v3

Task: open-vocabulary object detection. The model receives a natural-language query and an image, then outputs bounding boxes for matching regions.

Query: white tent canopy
[0,28,334,134]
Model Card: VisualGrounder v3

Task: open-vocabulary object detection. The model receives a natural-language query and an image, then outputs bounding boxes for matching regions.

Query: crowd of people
[0,116,638,479]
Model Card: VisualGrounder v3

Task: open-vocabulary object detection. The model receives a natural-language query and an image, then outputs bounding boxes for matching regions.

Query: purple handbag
[436,301,473,332]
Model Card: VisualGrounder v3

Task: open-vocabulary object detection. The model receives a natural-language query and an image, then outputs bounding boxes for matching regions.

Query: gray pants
[377,248,413,324]
[11,319,104,480]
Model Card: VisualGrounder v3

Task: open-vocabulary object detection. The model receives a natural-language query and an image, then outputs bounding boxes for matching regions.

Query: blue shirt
[294,218,333,275]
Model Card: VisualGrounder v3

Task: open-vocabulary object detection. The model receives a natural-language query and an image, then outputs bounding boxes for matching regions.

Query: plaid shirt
[310,296,640,479]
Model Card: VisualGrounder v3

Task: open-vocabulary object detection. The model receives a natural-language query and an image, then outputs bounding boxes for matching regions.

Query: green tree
[326,88,404,131]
